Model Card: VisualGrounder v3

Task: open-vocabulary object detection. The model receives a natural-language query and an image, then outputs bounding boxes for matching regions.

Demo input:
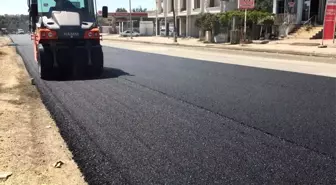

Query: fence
[274,13,297,25]
[214,17,281,43]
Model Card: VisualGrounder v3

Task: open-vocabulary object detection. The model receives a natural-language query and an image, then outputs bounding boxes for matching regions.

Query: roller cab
[28,0,108,80]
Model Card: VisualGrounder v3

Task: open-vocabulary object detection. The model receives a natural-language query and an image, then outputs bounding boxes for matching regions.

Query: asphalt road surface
[10,35,336,184]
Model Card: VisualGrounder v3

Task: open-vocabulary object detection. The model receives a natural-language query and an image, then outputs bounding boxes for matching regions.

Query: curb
[104,38,336,59]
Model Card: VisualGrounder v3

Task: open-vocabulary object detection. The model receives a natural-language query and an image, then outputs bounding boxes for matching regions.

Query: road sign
[238,0,255,9]
[322,0,336,42]
[238,0,255,42]
[288,2,296,7]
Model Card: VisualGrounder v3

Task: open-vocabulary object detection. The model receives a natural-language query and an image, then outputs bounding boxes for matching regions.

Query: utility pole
[129,0,133,39]
[244,9,247,41]
[172,0,177,42]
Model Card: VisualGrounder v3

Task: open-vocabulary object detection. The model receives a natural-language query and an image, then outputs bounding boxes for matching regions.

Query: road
[11,34,336,184]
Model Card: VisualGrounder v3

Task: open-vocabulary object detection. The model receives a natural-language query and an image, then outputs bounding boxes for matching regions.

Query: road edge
[7,36,90,184]
[9,35,130,185]
[0,35,87,185]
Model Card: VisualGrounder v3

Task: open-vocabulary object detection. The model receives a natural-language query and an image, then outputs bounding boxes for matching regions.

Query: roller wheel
[38,48,54,80]
[90,48,104,77]
[73,49,87,79]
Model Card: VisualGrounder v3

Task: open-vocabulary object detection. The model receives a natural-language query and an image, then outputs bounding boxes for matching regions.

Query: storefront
[273,0,326,24]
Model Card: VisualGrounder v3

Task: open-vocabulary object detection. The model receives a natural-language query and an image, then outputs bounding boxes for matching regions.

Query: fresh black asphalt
[10,35,336,184]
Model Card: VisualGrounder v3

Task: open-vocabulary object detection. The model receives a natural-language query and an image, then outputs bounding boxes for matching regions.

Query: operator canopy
[32,0,97,27]
[46,0,95,22]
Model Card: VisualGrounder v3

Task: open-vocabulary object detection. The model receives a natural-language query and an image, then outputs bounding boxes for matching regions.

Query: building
[98,11,148,33]
[148,0,237,37]
[272,0,327,25]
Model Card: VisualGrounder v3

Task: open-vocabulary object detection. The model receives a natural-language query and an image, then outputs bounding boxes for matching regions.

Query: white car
[120,30,140,37]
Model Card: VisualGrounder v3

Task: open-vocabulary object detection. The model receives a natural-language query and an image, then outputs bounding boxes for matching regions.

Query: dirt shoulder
[0,36,87,185]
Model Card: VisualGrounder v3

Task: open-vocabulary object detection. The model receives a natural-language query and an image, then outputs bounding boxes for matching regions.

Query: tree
[132,6,147,12]
[0,14,29,32]
[195,13,218,31]
[217,10,273,26]
[255,0,273,12]
[116,8,127,12]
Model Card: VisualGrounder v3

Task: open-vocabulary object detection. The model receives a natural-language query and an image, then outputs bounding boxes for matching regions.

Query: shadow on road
[44,67,133,82]
[100,67,133,79]
[63,67,133,81]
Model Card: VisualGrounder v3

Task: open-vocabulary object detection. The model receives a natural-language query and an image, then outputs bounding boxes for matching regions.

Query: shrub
[195,13,218,31]
[218,10,274,26]
[258,15,275,25]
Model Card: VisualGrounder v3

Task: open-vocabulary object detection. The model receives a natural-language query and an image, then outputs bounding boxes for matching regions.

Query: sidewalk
[102,35,336,58]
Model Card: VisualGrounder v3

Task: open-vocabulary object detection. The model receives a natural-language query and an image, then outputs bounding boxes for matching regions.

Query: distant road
[11,34,336,184]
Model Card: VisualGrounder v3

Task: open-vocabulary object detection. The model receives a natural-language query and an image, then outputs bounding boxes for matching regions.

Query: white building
[148,0,237,37]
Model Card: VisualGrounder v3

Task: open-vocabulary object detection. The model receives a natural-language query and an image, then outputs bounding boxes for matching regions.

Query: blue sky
[0,0,155,15]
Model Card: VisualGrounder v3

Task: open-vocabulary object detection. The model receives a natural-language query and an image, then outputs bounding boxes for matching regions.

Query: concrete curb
[104,38,336,59]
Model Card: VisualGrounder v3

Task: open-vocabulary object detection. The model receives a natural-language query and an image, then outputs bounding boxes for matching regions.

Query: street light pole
[172,0,177,42]
[129,0,133,39]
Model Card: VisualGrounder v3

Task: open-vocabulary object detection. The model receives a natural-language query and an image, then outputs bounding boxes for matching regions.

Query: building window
[210,0,215,7]
[194,0,201,9]
[277,0,285,14]
[181,0,186,11]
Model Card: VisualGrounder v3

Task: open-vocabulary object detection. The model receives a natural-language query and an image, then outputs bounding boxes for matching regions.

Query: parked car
[17,29,25,34]
[120,30,140,37]
[0,28,8,35]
